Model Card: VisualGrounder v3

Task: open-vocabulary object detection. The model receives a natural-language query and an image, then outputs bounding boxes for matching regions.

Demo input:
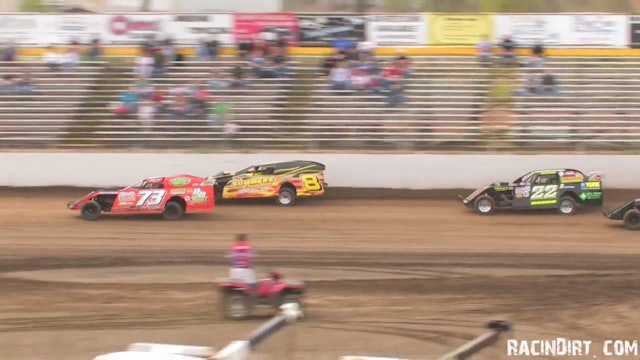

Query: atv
[219,271,305,320]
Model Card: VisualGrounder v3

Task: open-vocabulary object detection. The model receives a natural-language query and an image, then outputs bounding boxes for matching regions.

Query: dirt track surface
[2,188,640,360]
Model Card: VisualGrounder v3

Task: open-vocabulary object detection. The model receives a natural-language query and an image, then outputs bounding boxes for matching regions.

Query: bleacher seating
[1,55,639,151]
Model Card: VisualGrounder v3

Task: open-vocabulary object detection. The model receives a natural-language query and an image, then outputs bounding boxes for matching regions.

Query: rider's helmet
[270,270,282,280]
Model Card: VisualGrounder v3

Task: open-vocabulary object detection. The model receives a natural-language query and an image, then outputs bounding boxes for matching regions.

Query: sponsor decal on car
[118,191,136,201]
[494,185,509,191]
[515,186,531,199]
[170,188,186,195]
[170,177,191,186]
[230,177,276,187]
[186,188,209,203]
[582,181,601,190]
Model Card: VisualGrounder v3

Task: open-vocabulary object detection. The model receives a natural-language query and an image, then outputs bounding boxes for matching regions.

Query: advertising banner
[297,14,366,47]
[165,14,233,45]
[101,14,171,45]
[0,15,45,45]
[39,15,103,45]
[428,14,492,45]
[630,16,640,48]
[366,14,427,46]
[233,13,299,45]
[493,14,563,46]
[494,14,627,47]
[564,15,627,47]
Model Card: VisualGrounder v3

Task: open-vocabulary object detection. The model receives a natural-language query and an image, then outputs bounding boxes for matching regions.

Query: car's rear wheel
[623,209,640,230]
[276,187,296,206]
[162,201,184,220]
[558,196,577,215]
[224,292,251,320]
[474,195,495,215]
[80,201,101,221]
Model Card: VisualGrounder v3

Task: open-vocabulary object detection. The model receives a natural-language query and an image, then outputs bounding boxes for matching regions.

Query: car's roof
[254,160,325,170]
[528,168,584,174]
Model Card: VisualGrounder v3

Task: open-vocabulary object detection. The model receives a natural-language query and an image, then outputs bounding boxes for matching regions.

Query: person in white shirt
[329,60,352,91]
[42,47,62,69]
[135,50,154,79]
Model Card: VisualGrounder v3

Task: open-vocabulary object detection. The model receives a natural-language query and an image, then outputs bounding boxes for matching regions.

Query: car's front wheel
[80,201,101,221]
[474,195,495,215]
[623,209,640,230]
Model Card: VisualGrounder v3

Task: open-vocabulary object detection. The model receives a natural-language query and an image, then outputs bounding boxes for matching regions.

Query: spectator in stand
[476,35,493,66]
[380,59,404,89]
[1,41,16,61]
[514,70,540,95]
[15,72,35,94]
[237,36,254,59]
[61,46,80,69]
[135,49,154,79]
[248,49,266,78]
[529,40,545,68]
[332,34,356,59]
[86,38,102,59]
[149,86,167,114]
[137,98,155,133]
[387,81,406,107]
[500,35,516,60]
[160,37,177,64]
[190,82,210,118]
[112,86,140,116]
[209,96,232,127]
[396,54,412,78]
[231,58,250,87]
[208,70,231,91]
[152,47,167,75]
[350,67,371,92]
[540,70,558,95]
[329,59,352,91]
[43,46,62,70]
[321,51,343,76]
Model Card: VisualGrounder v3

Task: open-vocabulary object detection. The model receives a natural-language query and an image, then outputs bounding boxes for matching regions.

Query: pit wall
[3,153,639,189]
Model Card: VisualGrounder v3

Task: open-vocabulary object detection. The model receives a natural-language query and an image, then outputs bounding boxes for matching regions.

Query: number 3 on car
[301,174,322,191]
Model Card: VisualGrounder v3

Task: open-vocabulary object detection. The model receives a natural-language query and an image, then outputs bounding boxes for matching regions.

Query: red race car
[67,174,215,221]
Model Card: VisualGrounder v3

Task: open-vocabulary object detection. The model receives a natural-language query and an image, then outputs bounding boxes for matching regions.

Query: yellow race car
[203,160,327,206]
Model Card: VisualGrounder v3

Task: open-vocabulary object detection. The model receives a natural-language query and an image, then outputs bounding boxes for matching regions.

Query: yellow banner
[428,14,493,45]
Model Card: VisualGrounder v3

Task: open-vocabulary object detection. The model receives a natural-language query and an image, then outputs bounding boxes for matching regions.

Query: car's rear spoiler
[586,171,604,181]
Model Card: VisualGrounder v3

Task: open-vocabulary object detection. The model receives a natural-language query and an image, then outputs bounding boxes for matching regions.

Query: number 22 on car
[530,185,558,206]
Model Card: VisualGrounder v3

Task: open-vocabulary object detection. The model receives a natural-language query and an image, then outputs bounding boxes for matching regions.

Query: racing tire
[223,292,251,320]
[162,201,184,221]
[623,209,640,230]
[80,201,102,221]
[557,196,577,215]
[276,187,296,206]
[474,195,495,215]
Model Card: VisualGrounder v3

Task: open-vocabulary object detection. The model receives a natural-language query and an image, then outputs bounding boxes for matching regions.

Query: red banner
[233,13,299,45]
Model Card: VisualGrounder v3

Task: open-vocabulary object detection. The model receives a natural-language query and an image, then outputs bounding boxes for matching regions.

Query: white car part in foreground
[93,302,303,360]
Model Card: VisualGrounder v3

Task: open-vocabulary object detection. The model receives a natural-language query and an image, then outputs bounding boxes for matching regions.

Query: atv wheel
[558,196,577,215]
[224,292,251,320]
[623,209,640,230]
[474,195,495,215]
[276,187,296,206]
[162,201,184,220]
[80,201,101,221]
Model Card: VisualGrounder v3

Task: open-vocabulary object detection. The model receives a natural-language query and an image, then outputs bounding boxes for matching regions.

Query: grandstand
[1,55,639,151]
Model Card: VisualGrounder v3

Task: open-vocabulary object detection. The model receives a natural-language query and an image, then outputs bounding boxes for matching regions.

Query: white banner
[0,14,234,46]
[366,14,427,46]
[493,14,565,46]
[493,14,627,47]
[564,15,627,47]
